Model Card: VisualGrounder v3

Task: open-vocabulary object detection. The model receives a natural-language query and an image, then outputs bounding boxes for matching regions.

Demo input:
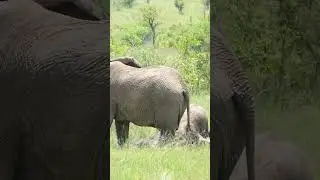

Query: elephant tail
[182,90,191,133]
[232,93,255,180]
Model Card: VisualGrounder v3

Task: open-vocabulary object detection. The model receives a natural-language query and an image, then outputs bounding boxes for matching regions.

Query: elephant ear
[41,2,101,21]
[111,57,143,68]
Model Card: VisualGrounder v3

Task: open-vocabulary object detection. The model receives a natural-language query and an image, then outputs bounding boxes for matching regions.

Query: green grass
[111,0,207,29]
[256,102,320,179]
[110,93,210,180]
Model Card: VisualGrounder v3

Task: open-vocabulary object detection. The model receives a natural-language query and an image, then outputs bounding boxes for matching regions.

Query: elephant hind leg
[0,117,20,180]
[115,121,129,147]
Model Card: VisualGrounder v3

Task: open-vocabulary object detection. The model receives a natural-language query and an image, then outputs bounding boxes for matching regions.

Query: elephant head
[111,56,143,68]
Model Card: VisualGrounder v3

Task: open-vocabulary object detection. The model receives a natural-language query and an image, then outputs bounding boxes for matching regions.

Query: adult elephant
[211,28,255,180]
[110,57,190,146]
[0,0,108,180]
[230,132,314,180]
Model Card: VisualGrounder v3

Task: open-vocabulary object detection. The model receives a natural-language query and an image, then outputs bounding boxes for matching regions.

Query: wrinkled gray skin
[211,28,255,180]
[176,104,209,138]
[230,132,314,180]
[34,0,107,20]
[0,1,108,179]
[110,57,190,146]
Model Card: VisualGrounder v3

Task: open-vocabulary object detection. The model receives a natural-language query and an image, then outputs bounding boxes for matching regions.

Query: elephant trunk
[197,133,210,144]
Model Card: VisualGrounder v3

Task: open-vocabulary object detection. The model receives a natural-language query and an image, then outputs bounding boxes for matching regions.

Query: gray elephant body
[0,1,108,179]
[211,28,255,180]
[176,104,209,138]
[230,132,314,180]
[110,58,190,146]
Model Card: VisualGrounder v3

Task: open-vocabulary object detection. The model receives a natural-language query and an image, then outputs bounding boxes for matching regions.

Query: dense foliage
[212,0,320,107]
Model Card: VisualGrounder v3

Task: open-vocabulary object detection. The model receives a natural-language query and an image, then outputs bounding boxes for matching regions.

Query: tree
[122,0,135,8]
[202,0,209,10]
[140,5,160,46]
[174,0,184,14]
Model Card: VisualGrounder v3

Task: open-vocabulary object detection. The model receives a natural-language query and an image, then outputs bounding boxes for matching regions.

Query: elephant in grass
[0,0,108,179]
[230,132,314,180]
[176,103,210,139]
[110,57,191,146]
[211,27,255,180]
[136,103,210,147]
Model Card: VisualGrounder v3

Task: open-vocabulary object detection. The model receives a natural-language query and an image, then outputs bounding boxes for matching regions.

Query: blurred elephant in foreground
[211,27,255,180]
[110,57,191,146]
[0,0,108,179]
[0,0,108,20]
[230,132,314,180]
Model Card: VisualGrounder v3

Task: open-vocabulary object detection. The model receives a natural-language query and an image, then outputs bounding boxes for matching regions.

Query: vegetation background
[213,0,320,178]
[102,0,320,178]
[108,0,210,179]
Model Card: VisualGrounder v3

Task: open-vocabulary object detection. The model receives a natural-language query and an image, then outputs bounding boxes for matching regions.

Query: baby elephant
[176,104,209,138]
[230,132,314,180]
[142,103,210,146]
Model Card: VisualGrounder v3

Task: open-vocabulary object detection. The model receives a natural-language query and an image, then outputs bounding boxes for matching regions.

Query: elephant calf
[230,132,314,180]
[137,103,210,147]
[176,104,209,137]
[110,57,190,146]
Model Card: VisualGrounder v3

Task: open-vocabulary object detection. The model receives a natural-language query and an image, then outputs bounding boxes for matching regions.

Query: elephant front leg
[115,121,129,147]
[158,130,175,145]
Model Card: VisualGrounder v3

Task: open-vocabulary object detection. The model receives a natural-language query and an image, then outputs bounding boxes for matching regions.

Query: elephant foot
[173,130,210,146]
[133,132,161,148]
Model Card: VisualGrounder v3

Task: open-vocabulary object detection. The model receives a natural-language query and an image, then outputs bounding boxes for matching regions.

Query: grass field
[110,0,210,178]
[110,94,210,180]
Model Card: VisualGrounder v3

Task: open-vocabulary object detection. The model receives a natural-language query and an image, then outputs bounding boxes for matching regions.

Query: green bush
[110,0,209,94]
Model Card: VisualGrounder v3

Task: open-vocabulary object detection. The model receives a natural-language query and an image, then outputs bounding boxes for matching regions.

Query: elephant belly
[126,111,156,127]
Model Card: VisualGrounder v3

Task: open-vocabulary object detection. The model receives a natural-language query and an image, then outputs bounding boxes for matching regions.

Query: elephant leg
[158,130,175,145]
[109,118,114,128]
[0,115,19,180]
[211,119,223,180]
[115,121,129,146]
